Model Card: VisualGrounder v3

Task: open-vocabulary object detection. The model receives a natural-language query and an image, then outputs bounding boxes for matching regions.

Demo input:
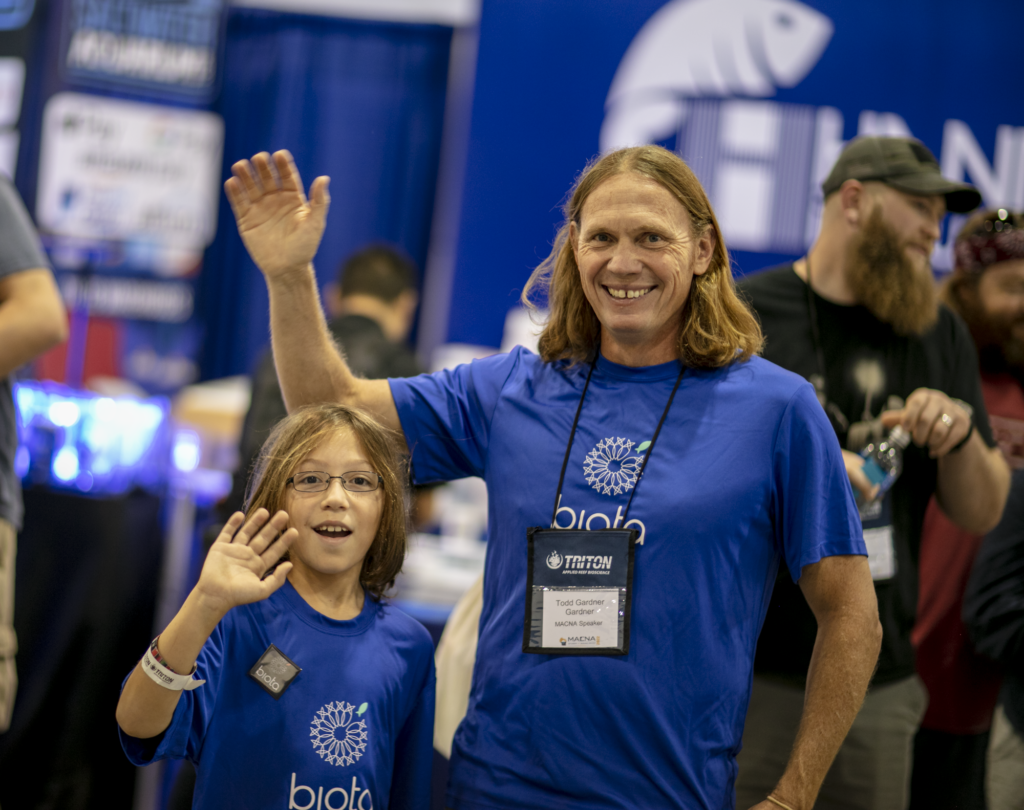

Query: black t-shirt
[738,264,994,685]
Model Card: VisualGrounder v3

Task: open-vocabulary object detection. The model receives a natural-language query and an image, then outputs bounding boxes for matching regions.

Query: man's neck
[337,295,404,342]
[797,237,857,305]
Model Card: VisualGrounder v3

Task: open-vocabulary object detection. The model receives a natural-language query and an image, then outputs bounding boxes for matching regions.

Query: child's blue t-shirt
[389,349,865,810]
[120,580,436,810]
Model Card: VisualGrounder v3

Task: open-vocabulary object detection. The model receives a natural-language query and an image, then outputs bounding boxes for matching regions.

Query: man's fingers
[252,151,278,192]
[879,409,903,428]
[274,150,305,198]
[231,159,260,198]
[223,177,249,221]
[309,175,330,228]
[842,449,879,502]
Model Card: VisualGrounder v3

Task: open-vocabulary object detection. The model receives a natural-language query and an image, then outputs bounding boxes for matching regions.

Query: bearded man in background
[736,136,1011,810]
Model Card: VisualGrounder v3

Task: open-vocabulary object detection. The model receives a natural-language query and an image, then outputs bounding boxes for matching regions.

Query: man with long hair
[737,137,1011,810]
[225,145,881,810]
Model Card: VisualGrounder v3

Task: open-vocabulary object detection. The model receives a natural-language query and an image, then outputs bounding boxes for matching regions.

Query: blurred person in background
[222,244,421,519]
[964,467,1024,810]
[0,175,67,730]
[737,137,1010,810]
[910,208,1024,809]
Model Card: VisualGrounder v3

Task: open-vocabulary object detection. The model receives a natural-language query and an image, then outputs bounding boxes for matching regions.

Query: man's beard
[845,206,939,336]
[955,285,1024,371]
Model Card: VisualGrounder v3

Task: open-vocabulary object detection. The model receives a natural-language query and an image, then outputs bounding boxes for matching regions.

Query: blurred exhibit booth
[1,0,1023,808]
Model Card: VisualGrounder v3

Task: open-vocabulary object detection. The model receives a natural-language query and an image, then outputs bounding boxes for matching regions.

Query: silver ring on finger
[940,413,954,428]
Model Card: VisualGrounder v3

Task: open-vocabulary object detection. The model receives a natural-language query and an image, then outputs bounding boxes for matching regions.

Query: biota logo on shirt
[552,437,650,543]
[288,773,373,810]
[310,701,368,767]
[583,437,647,495]
[546,551,563,569]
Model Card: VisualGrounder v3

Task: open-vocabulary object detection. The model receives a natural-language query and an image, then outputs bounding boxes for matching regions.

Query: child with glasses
[115,404,434,810]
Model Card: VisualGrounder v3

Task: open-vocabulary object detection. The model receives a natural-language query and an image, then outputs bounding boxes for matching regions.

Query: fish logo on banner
[600,0,833,152]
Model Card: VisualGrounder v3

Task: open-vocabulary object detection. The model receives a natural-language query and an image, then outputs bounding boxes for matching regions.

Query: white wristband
[141,646,206,691]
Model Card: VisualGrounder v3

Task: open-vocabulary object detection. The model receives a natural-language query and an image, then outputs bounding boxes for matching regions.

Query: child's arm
[116,509,296,739]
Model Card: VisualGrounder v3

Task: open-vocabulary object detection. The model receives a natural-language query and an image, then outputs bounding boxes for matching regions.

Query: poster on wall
[61,0,224,101]
[0,0,44,178]
[36,92,224,276]
[431,0,1024,352]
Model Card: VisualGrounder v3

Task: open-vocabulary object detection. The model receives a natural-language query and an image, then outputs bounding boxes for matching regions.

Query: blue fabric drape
[198,8,451,380]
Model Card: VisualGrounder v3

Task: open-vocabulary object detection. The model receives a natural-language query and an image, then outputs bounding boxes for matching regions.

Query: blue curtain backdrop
[198,8,451,380]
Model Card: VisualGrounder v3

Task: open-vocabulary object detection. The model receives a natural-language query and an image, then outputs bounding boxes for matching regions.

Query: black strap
[549,359,685,527]
[805,256,829,401]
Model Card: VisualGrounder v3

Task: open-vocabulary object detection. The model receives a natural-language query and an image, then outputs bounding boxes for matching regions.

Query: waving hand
[224,150,330,278]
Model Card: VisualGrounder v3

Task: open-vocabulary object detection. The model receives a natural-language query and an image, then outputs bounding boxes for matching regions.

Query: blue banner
[437,0,1024,350]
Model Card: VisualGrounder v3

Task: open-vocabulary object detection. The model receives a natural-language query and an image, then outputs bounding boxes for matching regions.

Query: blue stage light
[52,445,80,481]
[15,381,172,495]
[173,430,201,473]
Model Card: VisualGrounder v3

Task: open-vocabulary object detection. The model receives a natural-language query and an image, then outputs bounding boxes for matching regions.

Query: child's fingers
[215,512,246,544]
[260,526,297,569]
[259,561,293,599]
[230,508,270,544]
[247,511,290,555]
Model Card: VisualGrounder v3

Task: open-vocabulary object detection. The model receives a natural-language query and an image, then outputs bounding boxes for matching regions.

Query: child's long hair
[244,404,407,600]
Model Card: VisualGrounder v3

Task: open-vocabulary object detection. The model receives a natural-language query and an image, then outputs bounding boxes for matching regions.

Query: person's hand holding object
[880,387,972,460]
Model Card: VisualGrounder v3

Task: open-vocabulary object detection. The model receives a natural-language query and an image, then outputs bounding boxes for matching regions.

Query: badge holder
[523,527,637,655]
[522,357,684,657]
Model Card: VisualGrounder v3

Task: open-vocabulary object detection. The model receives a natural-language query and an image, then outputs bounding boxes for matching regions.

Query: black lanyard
[804,257,829,399]
[804,258,852,434]
[548,358,686,527]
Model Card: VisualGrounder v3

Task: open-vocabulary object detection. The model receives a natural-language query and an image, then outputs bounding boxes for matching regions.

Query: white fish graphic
[600,0,833,151]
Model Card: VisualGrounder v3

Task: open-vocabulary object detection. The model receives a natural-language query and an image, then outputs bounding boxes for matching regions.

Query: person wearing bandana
[912,209,1024,809]
[225,145,882,810]
[736,138,1012,810]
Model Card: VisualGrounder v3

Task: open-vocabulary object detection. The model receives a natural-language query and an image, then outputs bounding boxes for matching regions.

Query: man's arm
[0,268,67,377]
[224,150,402,440]
[882,389,1009,533]
[750,555,882,810]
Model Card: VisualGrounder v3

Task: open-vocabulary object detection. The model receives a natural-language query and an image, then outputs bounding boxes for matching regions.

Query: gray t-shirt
[0,175,51,529]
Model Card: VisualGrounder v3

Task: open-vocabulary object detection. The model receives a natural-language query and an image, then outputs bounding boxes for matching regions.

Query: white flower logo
[310,701,368,766]
[546,551,563,569]
[584,438,643,496]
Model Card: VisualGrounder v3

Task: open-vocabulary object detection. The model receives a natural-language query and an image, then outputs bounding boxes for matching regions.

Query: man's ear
[838,179,866,226]
[568,221,580,264]
[692,225,717,277]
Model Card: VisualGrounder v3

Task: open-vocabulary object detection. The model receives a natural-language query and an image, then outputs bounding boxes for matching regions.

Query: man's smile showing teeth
[605,286,653,299]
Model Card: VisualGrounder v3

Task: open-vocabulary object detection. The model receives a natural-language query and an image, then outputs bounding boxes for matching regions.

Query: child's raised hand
[195,509,297,617]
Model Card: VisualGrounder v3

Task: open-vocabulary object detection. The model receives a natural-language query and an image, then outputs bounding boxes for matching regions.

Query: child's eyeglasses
[286,471,382,493]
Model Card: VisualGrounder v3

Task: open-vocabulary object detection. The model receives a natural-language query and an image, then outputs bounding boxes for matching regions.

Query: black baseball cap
[822,136,981,213]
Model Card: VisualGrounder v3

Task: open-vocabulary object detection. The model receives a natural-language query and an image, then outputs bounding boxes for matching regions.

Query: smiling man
[736,137,1011,810]
[226,144,882,810]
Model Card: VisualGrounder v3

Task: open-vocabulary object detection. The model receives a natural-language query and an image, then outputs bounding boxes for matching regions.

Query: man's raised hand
[224,150,330,278]
[194,509,297,618]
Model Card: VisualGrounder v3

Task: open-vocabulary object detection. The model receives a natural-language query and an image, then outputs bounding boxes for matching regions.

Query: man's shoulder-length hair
[522,145,763,369]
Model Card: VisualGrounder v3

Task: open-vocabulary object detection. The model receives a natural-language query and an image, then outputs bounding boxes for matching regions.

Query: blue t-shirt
[390,348,864,810]
[120,580,436,810]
